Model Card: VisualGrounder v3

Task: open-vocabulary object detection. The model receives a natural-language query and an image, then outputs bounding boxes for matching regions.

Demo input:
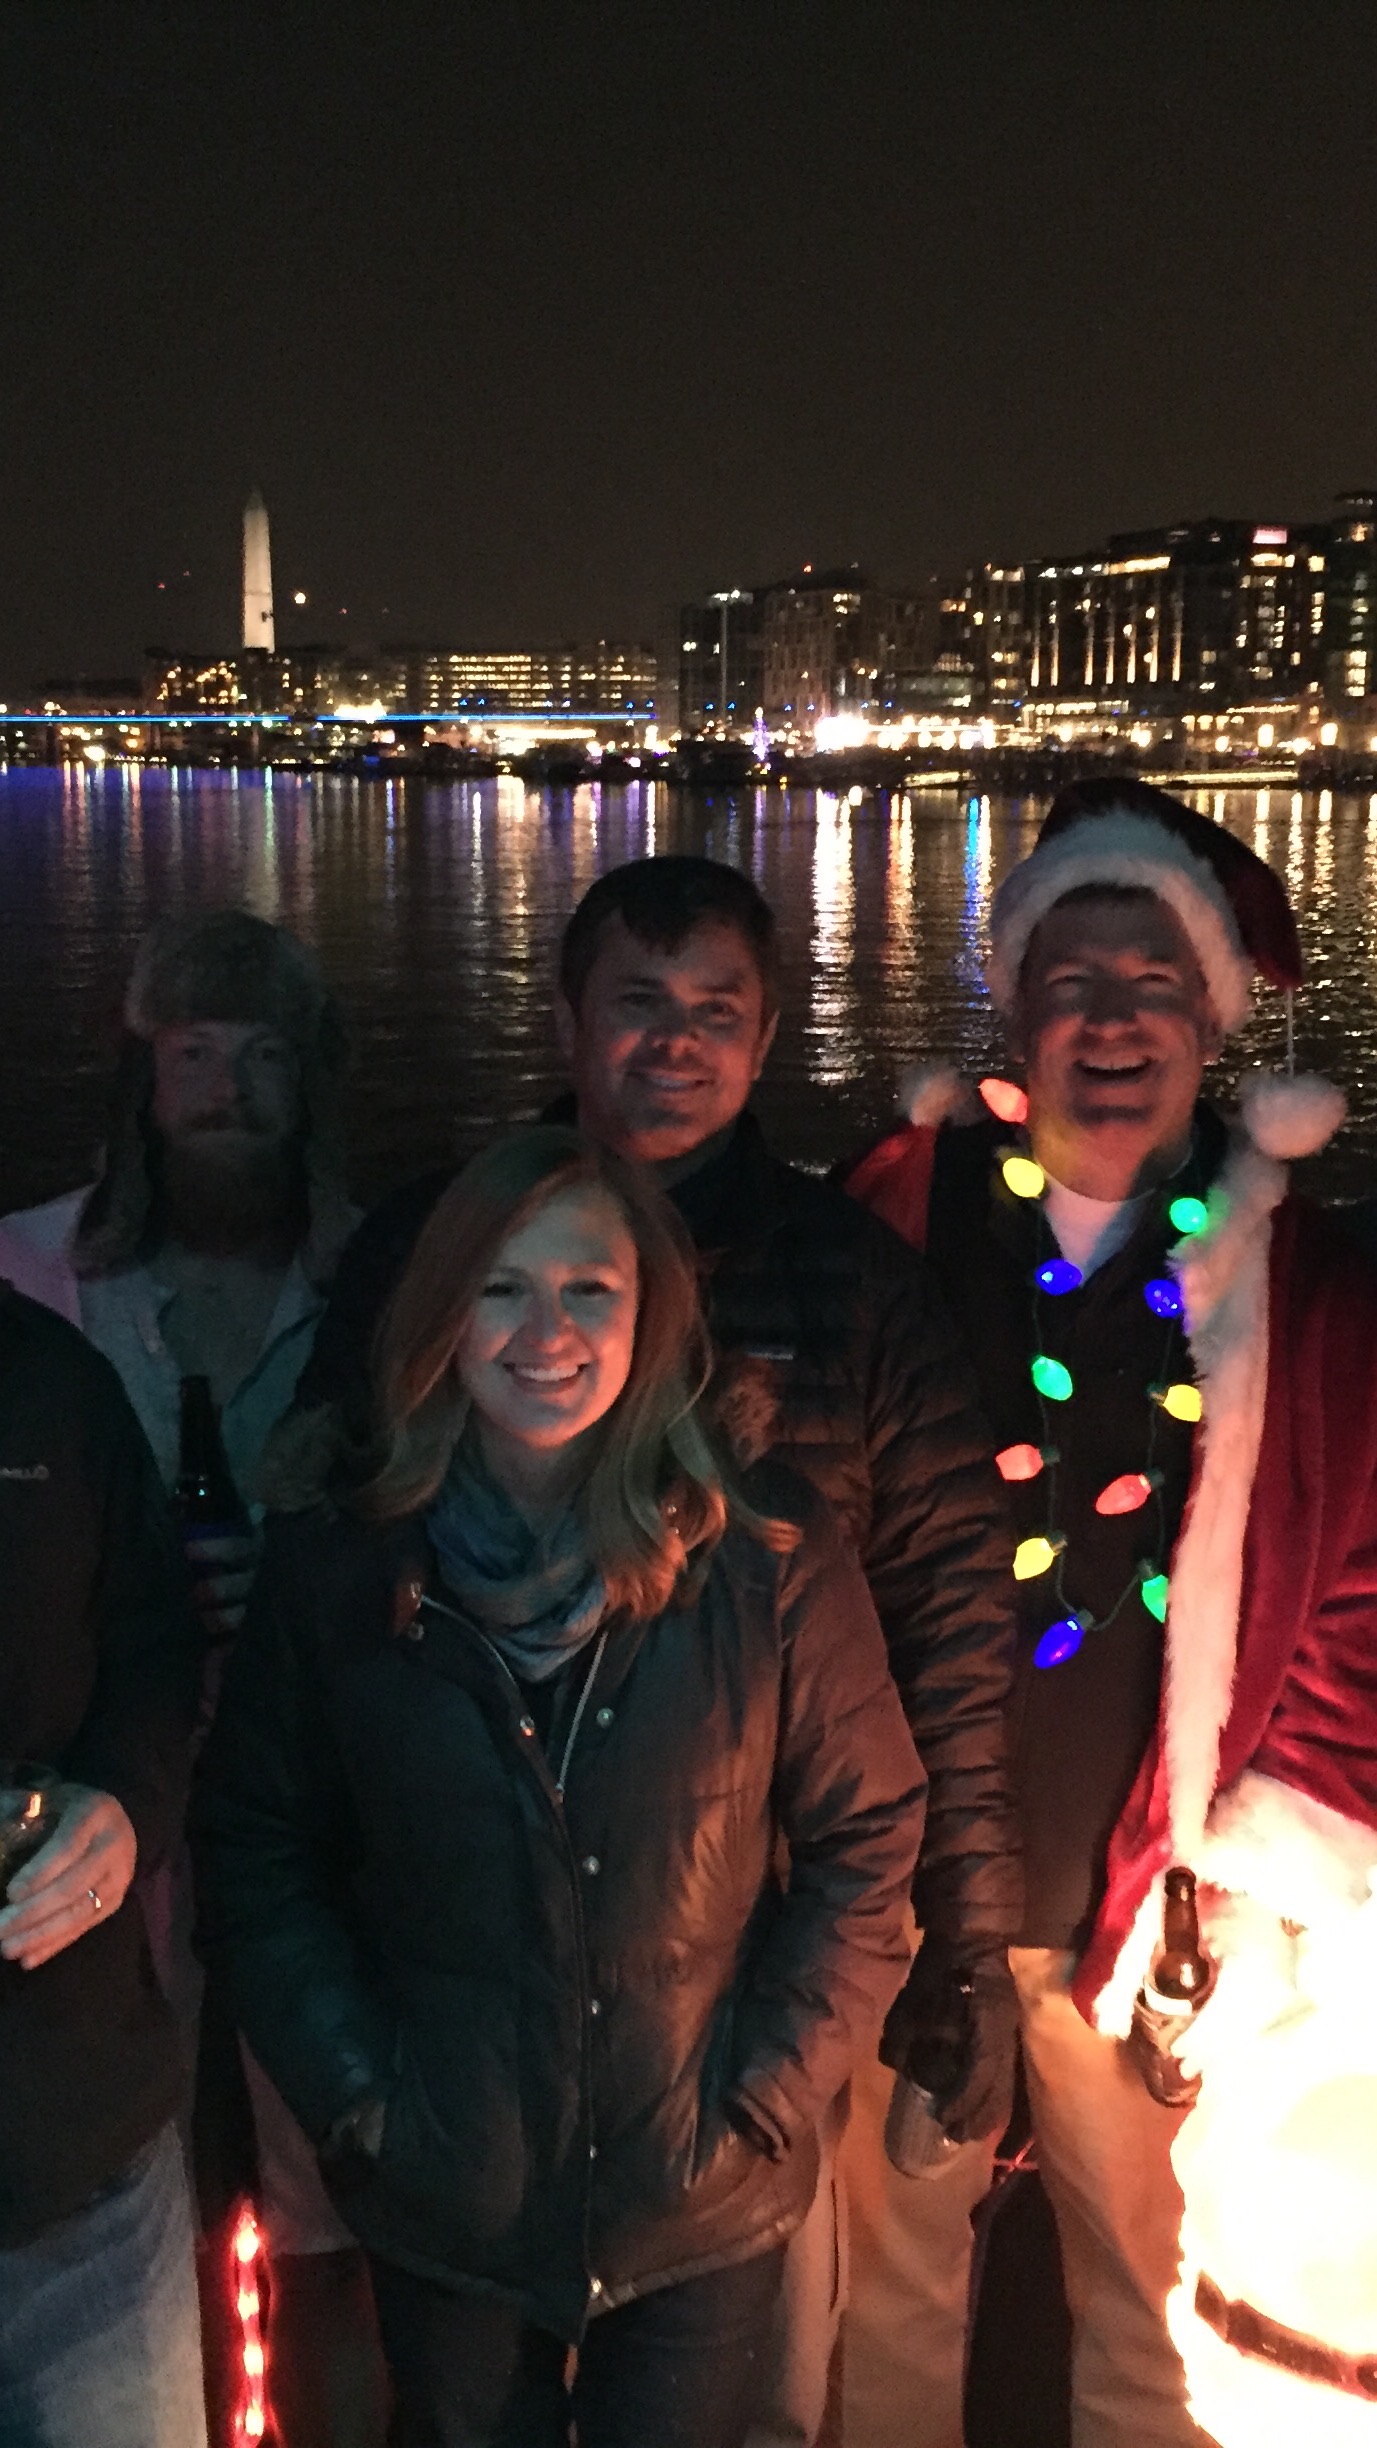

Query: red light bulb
[995,1442,1046,1482]
[1094,1471,1154,1517]
[980,1076,1030,1126]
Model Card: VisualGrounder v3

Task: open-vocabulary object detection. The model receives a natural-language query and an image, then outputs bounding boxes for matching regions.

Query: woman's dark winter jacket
[193,1467,925,2342]
[0,1285,198,2243]
[279,1110,1018,1961]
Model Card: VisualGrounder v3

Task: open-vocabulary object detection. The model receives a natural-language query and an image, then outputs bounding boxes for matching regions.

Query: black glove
[881,1937,1019,2146]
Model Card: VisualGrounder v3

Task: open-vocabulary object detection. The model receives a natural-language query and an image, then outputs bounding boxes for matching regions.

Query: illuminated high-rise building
[242,489,275,653]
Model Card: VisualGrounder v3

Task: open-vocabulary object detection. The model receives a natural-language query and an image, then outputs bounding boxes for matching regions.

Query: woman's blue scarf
[426,1435,607,1684]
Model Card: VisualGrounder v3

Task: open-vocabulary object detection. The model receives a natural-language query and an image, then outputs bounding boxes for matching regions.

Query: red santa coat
[847,1113,1377,2030]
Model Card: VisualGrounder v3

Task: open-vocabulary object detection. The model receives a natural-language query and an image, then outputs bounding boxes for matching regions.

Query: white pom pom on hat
[1237,1069,1347,1160]
[898,1062,973,1128]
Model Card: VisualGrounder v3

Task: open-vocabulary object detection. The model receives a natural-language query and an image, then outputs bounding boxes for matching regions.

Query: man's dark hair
[559,856,780,1018]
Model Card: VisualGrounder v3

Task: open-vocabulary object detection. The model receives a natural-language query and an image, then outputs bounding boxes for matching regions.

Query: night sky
[3,1,1376,692]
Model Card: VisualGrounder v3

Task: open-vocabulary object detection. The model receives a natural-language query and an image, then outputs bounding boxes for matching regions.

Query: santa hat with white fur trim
[986,777,1344,1160]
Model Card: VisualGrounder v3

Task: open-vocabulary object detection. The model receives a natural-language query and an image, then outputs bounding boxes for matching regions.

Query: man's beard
[153,1131,308,1258]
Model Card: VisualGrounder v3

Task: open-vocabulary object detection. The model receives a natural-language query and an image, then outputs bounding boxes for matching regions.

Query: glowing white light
[292,590,307,605]
[1169,1894,1377,2446]
[1320,723,1340,747]
[813,713,871,753]
[1257,723,1275,748]
[333,701,388,722]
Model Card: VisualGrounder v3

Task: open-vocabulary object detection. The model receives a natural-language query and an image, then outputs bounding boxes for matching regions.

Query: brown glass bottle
[175,1376,248,1538]
[1129,1866,1216,2107]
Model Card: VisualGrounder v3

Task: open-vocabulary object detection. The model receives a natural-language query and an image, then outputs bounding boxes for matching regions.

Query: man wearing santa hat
[844,776,1377,2448]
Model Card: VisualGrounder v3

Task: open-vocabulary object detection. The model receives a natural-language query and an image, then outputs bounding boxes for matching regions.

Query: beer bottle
[1129,1865,1216,2107]
[175,1375,248,1540]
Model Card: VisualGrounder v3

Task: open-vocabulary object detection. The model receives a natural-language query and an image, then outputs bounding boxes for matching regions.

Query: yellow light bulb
[1014,1534,1062,1581]
[1002,1155,1047,1200]
[1159,1382,1203,1423]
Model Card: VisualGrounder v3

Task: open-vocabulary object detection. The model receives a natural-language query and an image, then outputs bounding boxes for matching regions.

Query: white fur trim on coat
[1199,1769,1377,1927]
[1090,1130,1285,2029]
[986,811,1255,1031]
[1162,1136,1286,1861]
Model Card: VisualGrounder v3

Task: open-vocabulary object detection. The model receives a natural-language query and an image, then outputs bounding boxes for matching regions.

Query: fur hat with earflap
[73,909,355,1286]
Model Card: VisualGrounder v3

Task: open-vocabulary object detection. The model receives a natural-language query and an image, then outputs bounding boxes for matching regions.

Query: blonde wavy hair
[359,1125,796,1617]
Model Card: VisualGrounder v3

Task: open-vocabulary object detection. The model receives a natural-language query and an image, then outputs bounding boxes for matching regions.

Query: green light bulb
[1031,1353,1074,1402]
[1169,1196,1208,1238]
[1141,1571,1169,1623]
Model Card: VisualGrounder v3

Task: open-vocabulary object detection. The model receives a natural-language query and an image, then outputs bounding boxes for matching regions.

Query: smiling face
[1013,889,1221,1198]
[555,916,778,1164]
[457,1184,640,1481]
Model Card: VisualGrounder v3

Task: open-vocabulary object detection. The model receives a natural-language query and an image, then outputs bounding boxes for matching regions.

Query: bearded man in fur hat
[0,910,386,2448]
[845,778,1377,2448]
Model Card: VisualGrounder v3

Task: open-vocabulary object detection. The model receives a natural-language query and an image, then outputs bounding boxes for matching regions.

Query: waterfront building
[1319,490,1377,704]
[398,641,655,718]
[678,590,766,732]
[678,572,948,739]
[761,568,873,730]
[143,639,656,723]
[146,646,362,717]
[964,491,1377,724]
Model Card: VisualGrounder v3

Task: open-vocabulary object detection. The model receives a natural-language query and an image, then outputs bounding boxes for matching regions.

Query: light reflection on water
[1,766,1375,1210]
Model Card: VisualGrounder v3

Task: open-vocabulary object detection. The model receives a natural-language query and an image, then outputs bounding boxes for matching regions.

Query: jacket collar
[539,1096,783,1259]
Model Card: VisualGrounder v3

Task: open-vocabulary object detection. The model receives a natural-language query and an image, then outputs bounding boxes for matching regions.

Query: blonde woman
[195,1127,924,2448]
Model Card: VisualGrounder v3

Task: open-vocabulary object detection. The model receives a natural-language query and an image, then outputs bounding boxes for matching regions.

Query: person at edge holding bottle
[0,911,386,2448]
[194,1125,928,2448]
[846,776,1377,2448]
[0,1279,204,2447]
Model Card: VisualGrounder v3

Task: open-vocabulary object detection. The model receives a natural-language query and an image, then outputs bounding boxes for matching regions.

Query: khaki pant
[1013,1948,1212,2448]
[756,1949,1215,2448]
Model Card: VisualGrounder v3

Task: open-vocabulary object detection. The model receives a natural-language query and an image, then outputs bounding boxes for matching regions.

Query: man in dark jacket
[276,855,1018,2447]
[0,1281,204,2446]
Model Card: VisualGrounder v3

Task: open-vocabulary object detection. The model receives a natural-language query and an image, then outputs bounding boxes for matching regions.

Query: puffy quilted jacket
[193,1468,925,2339]
[280,1111,1020,1954]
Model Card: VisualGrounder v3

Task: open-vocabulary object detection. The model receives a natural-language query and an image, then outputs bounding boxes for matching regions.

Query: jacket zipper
[415,1594,607,1793]
[415,1586,604,2297]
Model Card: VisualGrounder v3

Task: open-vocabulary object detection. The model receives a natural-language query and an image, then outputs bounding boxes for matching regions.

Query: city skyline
[3,6,1377,695]
[20,476,1375,748]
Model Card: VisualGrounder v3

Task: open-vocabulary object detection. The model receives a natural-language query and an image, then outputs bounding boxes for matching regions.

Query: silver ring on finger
[87,1887,102,1914]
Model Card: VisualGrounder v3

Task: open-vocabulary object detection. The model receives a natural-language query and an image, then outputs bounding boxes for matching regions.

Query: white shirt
[0,1187,327,1504]
[1043,1178,1151,1281]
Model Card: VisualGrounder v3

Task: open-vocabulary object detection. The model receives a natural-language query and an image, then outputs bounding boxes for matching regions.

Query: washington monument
[242,488,275,652]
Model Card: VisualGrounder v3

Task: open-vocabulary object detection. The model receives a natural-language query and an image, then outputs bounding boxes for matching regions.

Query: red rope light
[230,2204,269,2443]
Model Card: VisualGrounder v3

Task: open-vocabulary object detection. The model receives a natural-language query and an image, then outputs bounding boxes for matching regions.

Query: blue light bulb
[1035,1258,1083,1296]
[1033,1614,1089,1670]
[1143,1277,1184,1320]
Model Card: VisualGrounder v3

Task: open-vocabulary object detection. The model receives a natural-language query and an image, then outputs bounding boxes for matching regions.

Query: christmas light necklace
[979,1078,1205,1671]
